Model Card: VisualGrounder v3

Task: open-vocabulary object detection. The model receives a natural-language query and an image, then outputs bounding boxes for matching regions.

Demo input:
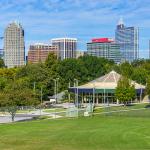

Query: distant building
[115,18,139,62]
[0,49,3,58]
[87,38,121,63]
[149,40,150,59]
[4,22,25,68]
[51,38,77,60]
[28,43,58,64]
[76,50,85,59]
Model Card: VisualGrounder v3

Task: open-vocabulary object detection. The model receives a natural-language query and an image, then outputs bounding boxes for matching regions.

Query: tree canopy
[115,76,136,105]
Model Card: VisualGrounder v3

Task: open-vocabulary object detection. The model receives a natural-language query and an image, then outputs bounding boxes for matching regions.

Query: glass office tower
[115,19,139,62]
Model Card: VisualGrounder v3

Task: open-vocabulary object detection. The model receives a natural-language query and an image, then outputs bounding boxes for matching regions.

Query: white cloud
[0,0,150,57]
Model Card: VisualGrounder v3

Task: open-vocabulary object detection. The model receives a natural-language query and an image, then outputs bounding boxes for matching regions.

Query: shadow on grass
[145,104,150,108]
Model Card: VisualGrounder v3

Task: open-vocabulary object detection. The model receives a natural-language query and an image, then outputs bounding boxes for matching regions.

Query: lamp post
[33,82,36,92]
[56,78,59,103]
[68,82,71,103]
[53,79,57,104]
[93,82,95,106]
[40,86,43,116]
[53,78,59,103]
[74,79,78,107]
[74,79,79,117]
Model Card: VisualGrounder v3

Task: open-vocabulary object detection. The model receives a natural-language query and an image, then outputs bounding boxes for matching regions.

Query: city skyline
[0,0,150,58]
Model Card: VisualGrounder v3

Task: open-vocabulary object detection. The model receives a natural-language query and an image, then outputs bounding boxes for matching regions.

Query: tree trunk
[12,114,15,122]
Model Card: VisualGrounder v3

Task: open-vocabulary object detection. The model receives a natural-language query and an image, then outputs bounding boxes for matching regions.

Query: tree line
[1,55,150,119]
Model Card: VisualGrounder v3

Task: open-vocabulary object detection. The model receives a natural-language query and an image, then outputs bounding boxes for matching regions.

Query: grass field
[1,106,150,150]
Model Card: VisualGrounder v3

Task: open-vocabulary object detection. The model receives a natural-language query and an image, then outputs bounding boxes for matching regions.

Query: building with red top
[87,38,121,63]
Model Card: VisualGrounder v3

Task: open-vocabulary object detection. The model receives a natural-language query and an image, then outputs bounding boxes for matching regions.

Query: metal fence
[0,102,150,123]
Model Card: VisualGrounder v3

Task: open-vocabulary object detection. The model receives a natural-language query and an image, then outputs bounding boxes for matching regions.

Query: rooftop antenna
[118,16,124,25]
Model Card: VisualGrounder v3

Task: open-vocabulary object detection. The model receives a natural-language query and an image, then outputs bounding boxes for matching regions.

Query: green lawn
[43,108,66,113]
[1,111,150,150]
[94,103,149,113]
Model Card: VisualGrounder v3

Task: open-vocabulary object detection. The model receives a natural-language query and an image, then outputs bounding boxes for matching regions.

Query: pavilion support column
[82,93,84,104]
[88,93,91,103]
[85,94,87,104]
[117,99,119,105]
[96,94,99,104]
[84,94,86,104]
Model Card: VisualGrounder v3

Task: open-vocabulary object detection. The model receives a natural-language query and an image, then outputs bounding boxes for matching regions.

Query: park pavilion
[69,71,145,104]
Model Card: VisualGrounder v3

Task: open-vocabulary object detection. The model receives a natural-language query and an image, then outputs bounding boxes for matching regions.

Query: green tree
[0,77,7,90]
[115,76,136,105]
[45,53,58,69]
[0,81,39,121]
[0,58,4,68]
[146,77,150,101]
[131,68,148,85]
[119,62,133,78]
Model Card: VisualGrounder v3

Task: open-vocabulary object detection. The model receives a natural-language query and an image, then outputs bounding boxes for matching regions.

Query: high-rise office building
[28,43,58,64]
[87,38,121,63]
[51,38,77,60]
[115,18,139,62]
[4,22,25,68]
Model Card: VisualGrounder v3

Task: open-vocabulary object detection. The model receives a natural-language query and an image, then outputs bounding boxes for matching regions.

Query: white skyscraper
[4,22,25,68]
[51,38,77,60]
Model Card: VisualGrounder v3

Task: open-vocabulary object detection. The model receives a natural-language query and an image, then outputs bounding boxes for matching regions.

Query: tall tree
[115,76,136,105]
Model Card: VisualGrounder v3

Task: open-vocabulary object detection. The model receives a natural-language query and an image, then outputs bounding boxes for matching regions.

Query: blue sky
[0,0,150,58]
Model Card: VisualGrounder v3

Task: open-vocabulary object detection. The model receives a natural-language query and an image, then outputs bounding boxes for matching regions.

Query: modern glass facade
[52,38,77,60]
[87,39,121,63]
[115,21,139,62]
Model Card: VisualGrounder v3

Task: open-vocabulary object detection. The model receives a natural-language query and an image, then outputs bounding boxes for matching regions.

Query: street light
[33,82,36,92]
[74,79,79,107]
[56,78,59,103]
[93,82,95,106]
[74,79,79,117]
[53,78,59,104]
[40,86,43,116]
[53,79,57,104]
[68,82,71,104]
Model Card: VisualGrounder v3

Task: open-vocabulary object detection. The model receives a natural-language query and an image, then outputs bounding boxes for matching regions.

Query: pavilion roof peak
[91,70,120,83]
[74,70,145,90]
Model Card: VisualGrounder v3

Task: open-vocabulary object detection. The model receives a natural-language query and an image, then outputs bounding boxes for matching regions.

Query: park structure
[69,71,145,104]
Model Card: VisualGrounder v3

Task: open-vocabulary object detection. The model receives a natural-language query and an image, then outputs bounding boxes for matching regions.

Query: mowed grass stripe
[0,115,150,150]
